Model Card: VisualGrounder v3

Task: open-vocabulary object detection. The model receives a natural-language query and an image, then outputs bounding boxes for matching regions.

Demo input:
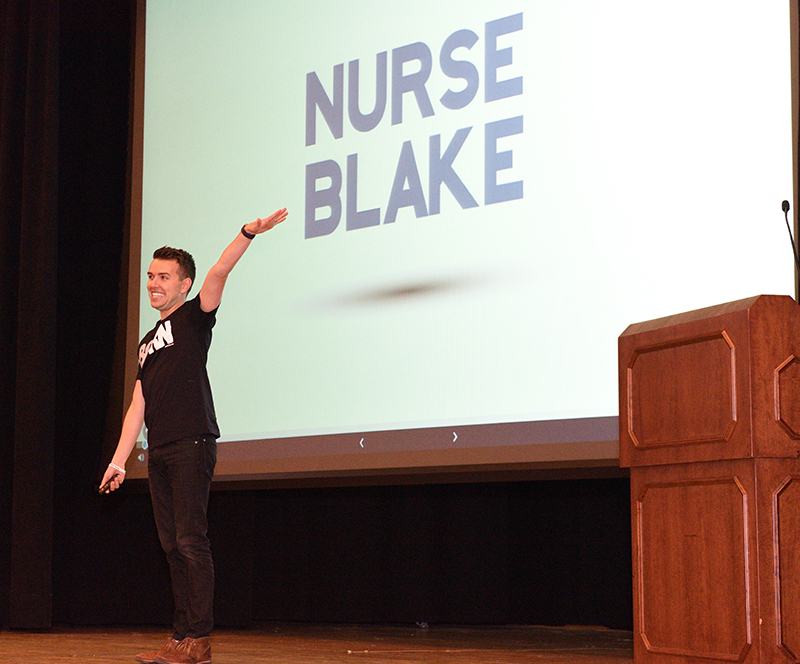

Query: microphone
[783,200,800,277]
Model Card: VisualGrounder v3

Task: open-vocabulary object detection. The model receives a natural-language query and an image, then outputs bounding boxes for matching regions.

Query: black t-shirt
[136,295,220,448]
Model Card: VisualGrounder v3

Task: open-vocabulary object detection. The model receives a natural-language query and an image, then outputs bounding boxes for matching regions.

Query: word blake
[304,13,523,239]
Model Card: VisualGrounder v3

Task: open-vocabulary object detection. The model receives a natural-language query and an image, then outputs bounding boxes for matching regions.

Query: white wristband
[109,463,126,475]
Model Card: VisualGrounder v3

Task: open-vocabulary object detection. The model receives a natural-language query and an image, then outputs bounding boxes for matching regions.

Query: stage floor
[0,623,633,663]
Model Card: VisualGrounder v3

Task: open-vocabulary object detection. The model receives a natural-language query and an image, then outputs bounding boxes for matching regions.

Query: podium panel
[632,460,755,664]
[627,332,737,449]
[757,461,800,664]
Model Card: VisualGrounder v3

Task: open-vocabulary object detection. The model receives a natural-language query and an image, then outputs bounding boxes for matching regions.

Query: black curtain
[0,0,132,628]
[1,0,60,629]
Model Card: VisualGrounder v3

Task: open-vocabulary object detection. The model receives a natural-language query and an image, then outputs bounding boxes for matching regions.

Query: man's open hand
[244,208,288,236]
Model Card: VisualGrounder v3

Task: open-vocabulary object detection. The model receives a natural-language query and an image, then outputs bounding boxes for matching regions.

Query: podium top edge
[619,294,797,338]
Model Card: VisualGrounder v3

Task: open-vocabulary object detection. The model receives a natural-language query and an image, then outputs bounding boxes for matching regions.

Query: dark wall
[246,479,632,628]
[0,0,633,632]
[61,478,633,630]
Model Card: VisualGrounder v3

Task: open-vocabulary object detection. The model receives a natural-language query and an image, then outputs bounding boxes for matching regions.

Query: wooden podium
[619,295,800,664]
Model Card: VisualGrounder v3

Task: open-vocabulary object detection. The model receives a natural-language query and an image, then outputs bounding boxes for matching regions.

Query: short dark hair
[152,246,196,290]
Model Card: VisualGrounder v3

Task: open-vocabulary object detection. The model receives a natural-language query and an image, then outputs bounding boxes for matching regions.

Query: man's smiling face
[146,258,192,319]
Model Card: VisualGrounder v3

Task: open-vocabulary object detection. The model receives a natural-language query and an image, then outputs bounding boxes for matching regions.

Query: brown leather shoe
[135,638,181,664]
[154,637,211,664]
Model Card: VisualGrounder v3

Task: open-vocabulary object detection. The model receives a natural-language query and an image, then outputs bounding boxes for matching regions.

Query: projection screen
[124,0,799,482]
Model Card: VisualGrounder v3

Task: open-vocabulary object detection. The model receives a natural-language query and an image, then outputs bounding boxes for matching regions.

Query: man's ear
[181,278,193,294]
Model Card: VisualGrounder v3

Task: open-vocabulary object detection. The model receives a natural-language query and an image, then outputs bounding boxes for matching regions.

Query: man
[100,208,288,664]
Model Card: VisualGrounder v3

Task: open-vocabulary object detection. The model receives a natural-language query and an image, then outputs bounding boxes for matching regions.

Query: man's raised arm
[199,207,288,313]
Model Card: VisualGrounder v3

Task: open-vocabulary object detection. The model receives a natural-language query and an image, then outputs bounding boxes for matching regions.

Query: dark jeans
[148,435,217,640]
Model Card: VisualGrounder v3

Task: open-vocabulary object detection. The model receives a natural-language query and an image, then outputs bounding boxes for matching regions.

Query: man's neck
[160,297,187,320]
